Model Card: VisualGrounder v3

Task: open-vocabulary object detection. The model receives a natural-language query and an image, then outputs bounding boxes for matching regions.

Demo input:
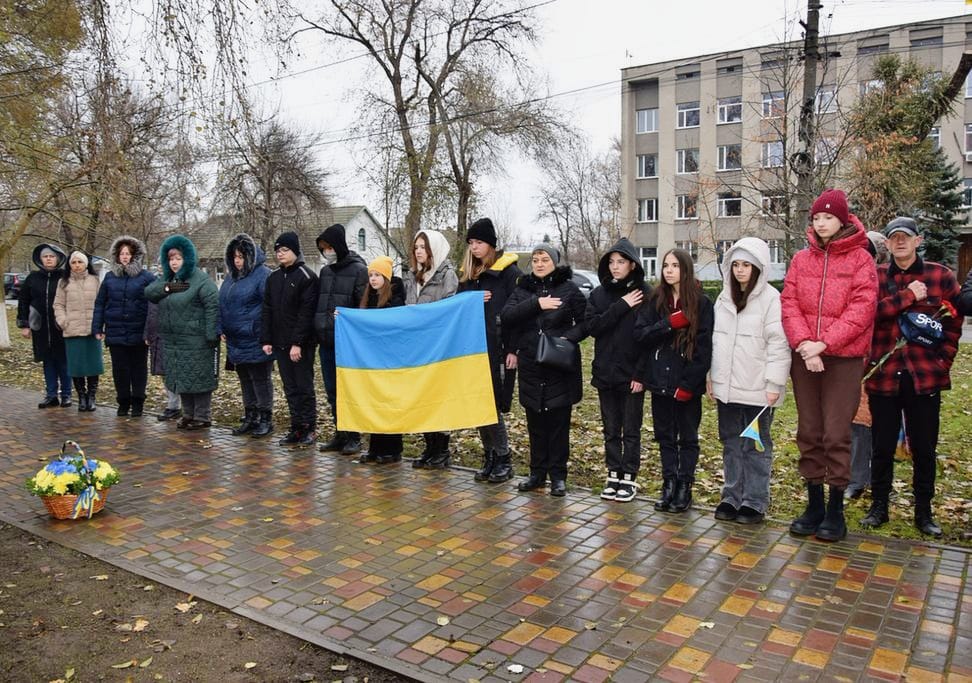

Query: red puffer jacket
[780,215,878,358]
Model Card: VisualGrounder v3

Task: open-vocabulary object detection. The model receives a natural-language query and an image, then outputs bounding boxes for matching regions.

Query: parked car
[4,272,25,300]
[571,269,599,299]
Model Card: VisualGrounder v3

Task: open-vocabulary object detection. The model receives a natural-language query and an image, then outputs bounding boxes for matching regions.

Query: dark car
[3,272,25,300]
[571,269,599,299]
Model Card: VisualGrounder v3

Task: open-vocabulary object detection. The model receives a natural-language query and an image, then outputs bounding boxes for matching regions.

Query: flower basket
[26,441,119,520]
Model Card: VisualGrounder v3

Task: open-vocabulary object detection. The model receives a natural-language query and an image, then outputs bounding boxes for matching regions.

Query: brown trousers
[789,353,865,488]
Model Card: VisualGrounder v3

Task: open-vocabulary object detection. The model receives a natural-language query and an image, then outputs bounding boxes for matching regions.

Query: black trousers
[650,392,702,482]
[525,405,571,482]
[236,360,274,412]
[276,346,317,428]
[109,344,149,403]
[869,372,941,505]
[598,388,645,476]
[369,433,403,456]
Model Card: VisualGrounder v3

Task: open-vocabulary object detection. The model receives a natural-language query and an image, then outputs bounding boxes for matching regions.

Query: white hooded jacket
[403,229,458,304]
[709,237,791,407]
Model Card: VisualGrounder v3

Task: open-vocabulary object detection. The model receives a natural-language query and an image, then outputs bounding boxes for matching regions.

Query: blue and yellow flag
[739,406,769,452]
[335,292,498,433]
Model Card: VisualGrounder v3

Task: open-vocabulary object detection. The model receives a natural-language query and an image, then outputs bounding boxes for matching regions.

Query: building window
[815,137,837,166]
[860,79,882,96]
[910,36,943,48]
[636,198,658,223]
[675,240,699,261]
[717,192,742,217]
[676,194,698,220]
[677,102,700,129]
[815,87,837,114]
[965,124,972,156]
[762,91,784,118]
[767,239,783,263]
[676,148,699,174]
[761,193,786,215]
[636,154,657,178]
[858,43,888,56]
[962,180,972,208]
[717,144,742,171]
[718,96,742,124]
[640,247,657,278]
[716,240,735,262]
[929,127,940,150]
[966,73,972,98]
[636,108,658,134]
[357,228,366,251]
[761,141,784,168]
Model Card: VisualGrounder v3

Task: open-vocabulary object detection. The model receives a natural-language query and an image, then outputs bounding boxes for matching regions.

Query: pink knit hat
[810,189,849,226]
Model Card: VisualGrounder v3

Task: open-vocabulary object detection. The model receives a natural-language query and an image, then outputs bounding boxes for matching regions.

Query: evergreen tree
[917,149,964,268]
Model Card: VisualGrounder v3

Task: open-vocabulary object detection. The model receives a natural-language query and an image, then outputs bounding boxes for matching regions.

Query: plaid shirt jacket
[864,257,961,397]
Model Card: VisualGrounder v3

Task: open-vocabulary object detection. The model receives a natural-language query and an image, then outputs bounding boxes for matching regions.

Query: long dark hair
[730,261,761,312]
[360,274,392,309]
[409,232,433,285]
[651,248,701,358]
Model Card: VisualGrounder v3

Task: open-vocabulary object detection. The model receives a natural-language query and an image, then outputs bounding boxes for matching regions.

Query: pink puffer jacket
[780,215,878,358]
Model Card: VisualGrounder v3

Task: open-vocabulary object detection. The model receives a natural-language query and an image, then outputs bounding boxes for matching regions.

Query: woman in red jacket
[780,189,877,542]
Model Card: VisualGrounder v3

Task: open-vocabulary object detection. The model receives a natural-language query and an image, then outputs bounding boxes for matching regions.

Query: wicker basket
[41,488,109,520]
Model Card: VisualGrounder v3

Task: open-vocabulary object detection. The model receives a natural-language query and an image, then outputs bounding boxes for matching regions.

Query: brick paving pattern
[0,385,970,682]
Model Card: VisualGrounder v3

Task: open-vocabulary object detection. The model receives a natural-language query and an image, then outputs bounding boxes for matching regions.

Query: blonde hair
[459,243,496,283]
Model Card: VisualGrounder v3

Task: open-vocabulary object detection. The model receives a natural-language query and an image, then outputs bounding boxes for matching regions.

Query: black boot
[117,399,131,417]
[472,449,494,479]
[654,477,676,512]
[517,472,545,492]
[251,410,273,438]
[279,426,301,445]
[860,497,889,529]
[340,433,362,455]
[319,431,347,452]
[670,480,693,512]
[86,377,98,411]
[425,446,450,470]
[488,450,514,483]
[790,482,826,536]
[296,424,317,446]
[914,500,942,537]
[73,379,86,412]
[232,408,257,436]
[130,398,144,417]
[815,486,847,542]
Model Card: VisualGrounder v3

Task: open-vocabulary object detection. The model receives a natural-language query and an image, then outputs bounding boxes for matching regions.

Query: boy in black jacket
[261,231,319,446]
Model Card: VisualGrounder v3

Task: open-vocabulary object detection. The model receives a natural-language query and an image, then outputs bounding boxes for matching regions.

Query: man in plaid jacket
[861,217,962,537]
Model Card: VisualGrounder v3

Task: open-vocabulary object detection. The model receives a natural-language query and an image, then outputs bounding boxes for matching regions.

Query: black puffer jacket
[501,266,587,411]
[261,259,319,349]
[363,277,406,310]
[313,225,368,346]
[92,235,156,346]
[633,286,714,397]
[585,239,652,392]
[17,243,67,362]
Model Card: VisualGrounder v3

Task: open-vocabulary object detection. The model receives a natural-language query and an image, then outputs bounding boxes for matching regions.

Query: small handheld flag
[739,405,770,452]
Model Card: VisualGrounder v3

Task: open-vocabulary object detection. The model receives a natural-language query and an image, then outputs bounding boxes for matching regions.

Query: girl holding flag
[707,238,790,524]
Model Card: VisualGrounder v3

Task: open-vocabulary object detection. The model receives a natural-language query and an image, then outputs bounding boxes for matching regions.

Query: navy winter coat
[92,236,156,346]
[218,234,271,365]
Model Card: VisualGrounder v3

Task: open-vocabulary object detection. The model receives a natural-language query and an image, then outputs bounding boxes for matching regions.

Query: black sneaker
[157,408,182,421]
[38,397,60,409]
[296,429,317,446]
[340,438,362,455]
[614,482,636,503]
[715,502,738,521]
[278,429,301,445]
[59,397,72,407]
[600,472,619,500]
[735,505,764,525]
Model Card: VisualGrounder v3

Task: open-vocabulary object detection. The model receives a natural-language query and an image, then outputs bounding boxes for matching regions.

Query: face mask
[323,250,337,265]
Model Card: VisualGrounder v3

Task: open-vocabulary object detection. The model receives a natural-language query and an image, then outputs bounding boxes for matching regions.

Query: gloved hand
[669,309,689,329]
[673,387,694,402]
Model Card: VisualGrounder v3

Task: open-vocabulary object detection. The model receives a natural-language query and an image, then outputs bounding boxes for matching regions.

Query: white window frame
[962,180,972,209]
[815,86,837,114]
[762,91,784,118]
[676,194,698,220]
[761,194,786,216]
[357,227,367,251]
[716,240,735,263]
[929,127,940,151]
[636,108,658,134]
[967,72,972,98]
[640,247,657,278]
[767,239,783,264]
[965,124,972,156]
[636,154,658,179]
[860,79,883,96]
[717,192,742,217]
[717,144,742,171]
[761,141,784,169]
[815,137,837,166]
[636,198,658,223]
[676,148,699,174]
[676,102,700,129]
[717,96,742,124]
[675,240,699,261]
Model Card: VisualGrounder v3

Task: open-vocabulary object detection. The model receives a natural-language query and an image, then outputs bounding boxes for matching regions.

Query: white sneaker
[601,471,620,500]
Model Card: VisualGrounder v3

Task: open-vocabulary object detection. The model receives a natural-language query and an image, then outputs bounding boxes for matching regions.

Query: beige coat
[54,273,100,338]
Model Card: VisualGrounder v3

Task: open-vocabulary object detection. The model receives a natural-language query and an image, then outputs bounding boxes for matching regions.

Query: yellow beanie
[368,256,393,282]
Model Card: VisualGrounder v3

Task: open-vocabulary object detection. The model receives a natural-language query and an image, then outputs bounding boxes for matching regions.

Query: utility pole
[792,2,822,243]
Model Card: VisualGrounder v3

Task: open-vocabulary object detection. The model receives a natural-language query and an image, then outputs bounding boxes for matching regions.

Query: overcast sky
[144,0,971,242]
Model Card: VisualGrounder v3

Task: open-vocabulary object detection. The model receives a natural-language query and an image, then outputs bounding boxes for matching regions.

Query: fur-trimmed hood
[109,235,147,278]
[159,234,197,281]
[224,233,265,280]
[31,243,66,271]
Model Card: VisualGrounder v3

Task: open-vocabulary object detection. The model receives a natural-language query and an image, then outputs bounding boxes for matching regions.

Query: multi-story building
[620,14,972,281]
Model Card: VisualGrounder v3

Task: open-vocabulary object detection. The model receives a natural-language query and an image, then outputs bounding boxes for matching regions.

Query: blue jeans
[43,354,71,400]
[717,401,774,514]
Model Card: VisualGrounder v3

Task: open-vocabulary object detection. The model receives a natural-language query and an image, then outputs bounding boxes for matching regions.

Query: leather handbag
[536,331,576,371]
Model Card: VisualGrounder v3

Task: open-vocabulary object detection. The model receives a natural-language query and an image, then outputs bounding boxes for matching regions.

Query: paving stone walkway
[0,384,970,682]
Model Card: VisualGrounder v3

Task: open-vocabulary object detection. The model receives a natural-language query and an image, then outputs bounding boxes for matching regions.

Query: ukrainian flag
[335,292,498,433]
[739,406,768,452]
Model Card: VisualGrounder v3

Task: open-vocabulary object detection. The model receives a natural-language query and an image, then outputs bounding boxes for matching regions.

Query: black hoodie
[313,224,368,346]
[585,238,652,391]
[17,244,67,362]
